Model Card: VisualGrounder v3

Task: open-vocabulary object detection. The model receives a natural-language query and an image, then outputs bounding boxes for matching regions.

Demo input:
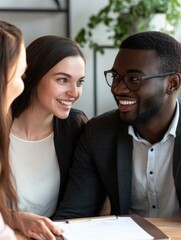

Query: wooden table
[146,218,181,240]
[16,218,181,240]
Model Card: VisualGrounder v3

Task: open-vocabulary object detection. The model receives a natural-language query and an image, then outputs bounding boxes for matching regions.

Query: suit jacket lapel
[117,124,133,214]
[53,117,73,202]
[173,100,181,206]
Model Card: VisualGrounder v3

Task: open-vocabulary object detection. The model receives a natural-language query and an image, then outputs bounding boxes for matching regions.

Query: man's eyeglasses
[104,70,175,91]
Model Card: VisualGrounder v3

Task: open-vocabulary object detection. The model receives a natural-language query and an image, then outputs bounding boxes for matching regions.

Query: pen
[66,215,117,223]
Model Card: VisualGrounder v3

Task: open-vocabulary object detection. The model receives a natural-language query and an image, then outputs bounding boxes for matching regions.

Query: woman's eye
[77,79,84,87]
[58,78,67,84]
[21,73,27,80]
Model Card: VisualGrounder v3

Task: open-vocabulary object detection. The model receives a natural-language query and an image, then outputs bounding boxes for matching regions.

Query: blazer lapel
[53,117,73,202]
[173,102,181,206]
[117,125,133,214]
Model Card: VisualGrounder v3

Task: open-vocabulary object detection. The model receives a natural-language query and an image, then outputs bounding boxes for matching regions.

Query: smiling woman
[36,55,85,120]
[9,35,88,240]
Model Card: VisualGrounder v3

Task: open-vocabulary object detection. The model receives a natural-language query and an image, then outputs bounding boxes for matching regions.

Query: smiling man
[54,31,181,219]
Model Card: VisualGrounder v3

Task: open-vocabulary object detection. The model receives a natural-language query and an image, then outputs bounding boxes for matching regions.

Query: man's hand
[14,212,63,240]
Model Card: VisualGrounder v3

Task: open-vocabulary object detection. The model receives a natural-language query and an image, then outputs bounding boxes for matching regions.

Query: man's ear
[167,73,181,94]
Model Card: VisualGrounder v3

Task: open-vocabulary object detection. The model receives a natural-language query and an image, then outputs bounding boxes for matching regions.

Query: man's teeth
[119,100,136,105]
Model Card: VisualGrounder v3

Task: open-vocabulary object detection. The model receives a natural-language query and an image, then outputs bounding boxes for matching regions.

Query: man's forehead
[114,48,157,63]
[113,49,158,72]
[118,48,156,55]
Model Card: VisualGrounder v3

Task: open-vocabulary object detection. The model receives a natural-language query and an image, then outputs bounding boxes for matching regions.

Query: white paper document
[54,216,154,240]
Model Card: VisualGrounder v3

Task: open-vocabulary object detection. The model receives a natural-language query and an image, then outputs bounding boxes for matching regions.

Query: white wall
[1,0,181,118]
[0,0,67,45]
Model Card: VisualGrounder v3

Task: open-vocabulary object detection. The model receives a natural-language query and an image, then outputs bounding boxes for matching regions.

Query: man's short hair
[120,31,181,73]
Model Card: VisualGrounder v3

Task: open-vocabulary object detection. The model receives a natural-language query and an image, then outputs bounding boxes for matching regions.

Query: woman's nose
[67,84,79,97]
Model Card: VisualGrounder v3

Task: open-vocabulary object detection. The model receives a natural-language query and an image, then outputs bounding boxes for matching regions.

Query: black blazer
[52,108,88,218]
[53,100,181,220]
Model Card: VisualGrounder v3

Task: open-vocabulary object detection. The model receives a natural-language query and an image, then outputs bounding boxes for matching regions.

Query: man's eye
[112,74,119,81]
[77,80,84,87]
[128,76,140,82]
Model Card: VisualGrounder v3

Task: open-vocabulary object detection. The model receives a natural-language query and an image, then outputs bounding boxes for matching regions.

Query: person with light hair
[0,20,27,239]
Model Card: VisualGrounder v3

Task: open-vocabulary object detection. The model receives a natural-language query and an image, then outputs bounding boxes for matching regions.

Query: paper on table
[54,217,154,240]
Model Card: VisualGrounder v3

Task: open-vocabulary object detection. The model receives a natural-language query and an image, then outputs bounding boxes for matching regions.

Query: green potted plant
[75,0,181,53]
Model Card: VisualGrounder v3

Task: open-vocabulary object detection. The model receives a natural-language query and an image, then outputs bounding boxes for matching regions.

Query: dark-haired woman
[10,35,87,240]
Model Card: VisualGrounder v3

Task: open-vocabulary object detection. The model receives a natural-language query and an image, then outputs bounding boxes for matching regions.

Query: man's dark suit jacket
[53,100,181,220]
[52,108,87,218]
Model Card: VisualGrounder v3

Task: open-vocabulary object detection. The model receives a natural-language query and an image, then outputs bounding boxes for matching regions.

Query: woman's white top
[9,132,60,217]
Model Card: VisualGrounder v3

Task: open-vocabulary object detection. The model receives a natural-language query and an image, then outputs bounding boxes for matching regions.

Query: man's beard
[119,89,164,126]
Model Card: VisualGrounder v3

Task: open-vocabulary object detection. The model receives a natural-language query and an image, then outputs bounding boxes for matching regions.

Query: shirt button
[150,148,154,152]
[149,171,153,175]
[152,205,156,209]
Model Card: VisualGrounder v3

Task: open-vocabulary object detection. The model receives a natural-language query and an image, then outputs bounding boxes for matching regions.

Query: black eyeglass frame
[104,70,175,91]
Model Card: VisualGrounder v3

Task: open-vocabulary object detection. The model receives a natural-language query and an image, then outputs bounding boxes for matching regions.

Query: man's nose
[112,80,130,94]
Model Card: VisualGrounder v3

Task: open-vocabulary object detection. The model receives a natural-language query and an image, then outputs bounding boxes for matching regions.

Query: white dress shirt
[129,100,181,217]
